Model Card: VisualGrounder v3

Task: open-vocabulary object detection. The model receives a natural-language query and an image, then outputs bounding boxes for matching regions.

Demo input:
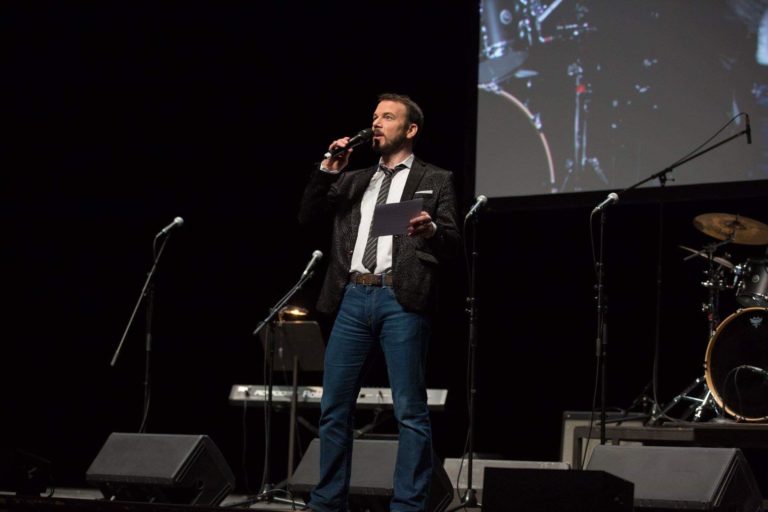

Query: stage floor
[0,488,481,512]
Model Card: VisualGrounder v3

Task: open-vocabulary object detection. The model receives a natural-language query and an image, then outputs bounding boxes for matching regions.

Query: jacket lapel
[350,165,378,203]
[400,159,427,201]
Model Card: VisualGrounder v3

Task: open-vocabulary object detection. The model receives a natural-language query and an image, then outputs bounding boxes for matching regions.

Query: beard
[372,130,409,155]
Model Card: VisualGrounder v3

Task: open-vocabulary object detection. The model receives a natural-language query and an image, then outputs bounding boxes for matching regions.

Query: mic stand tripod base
[447,487,479,511]
[225,481,302,509]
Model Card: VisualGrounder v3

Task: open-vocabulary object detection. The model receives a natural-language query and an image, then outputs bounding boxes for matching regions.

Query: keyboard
[229,384,448,411]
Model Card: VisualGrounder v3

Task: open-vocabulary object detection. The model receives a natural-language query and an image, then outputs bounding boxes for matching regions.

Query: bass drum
[705,307,768,421]
[476,87,556,197]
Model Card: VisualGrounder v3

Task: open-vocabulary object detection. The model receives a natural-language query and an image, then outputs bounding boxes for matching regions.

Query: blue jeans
[309,283,433,512]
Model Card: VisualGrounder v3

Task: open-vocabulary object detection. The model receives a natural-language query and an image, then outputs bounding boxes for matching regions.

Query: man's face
[371,100,417,155]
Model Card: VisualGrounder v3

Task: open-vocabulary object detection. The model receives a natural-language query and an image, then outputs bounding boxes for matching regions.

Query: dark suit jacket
[298,157,461,314]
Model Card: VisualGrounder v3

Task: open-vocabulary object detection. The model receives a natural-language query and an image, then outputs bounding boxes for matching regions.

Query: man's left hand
[408,211,436,238]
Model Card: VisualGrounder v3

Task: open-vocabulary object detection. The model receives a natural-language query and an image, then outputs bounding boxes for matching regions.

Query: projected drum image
[476,88,556,196]
[478,0,533,85]
[475,1,760,199]
[704,307,768,421]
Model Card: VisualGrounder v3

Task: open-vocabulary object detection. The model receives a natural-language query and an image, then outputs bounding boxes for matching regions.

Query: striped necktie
[362,164,406,273]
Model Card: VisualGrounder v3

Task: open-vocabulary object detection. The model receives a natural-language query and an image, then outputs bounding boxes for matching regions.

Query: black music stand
[259,320,325,480]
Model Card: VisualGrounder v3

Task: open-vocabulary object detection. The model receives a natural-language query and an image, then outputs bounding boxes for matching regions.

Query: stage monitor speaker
[442,457,570,505]
[289,438,452,512]
[560,410,644,467]
[586,445,764,511]
[85,432,235,506]
[481,466,634,512]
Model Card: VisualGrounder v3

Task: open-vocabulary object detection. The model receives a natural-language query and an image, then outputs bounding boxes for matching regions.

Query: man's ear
[407,123,419,140]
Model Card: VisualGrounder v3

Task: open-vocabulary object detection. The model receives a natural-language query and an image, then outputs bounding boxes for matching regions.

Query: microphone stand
[593,206,608,445]
[231,267,316,509]
[110,230,176,433]
[591,118,750,437]
[448,210,481,511]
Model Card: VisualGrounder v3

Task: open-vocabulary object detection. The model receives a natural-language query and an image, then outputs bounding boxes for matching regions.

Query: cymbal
[678,245,734,269]
[693,213,768,246]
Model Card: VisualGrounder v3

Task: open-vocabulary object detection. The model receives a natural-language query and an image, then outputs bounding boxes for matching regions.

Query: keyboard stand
[258,320,325,480]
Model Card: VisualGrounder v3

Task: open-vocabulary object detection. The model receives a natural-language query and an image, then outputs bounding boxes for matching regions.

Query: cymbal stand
[561,59,607,192]
[696,240,732,336]
[651,241,732,423]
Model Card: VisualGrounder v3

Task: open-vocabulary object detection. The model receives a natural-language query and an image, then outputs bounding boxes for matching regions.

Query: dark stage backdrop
[4,0,768,494]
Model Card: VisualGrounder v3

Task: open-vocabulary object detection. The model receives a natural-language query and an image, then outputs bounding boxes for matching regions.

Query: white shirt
[350,154,414,274]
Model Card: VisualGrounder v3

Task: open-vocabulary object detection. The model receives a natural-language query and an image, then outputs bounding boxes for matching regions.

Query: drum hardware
[479,0,536,85]
[678,243,736,334]
[478,0,595,86]
[560,59,607,192]
[649,243,735,424]
[648,376,722,425]
[678,244,734,270]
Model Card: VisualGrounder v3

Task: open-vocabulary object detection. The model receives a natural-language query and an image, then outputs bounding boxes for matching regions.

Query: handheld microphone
[324,128,373,159]
[156,216,184,237]
[302,250,323,278]
[592,192,619,215]
[465,195,488,219]
[746,113,752,145]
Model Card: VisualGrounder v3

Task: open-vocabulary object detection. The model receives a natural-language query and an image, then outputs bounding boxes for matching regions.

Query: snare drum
[704,307,768,421]
[735,258,768,307]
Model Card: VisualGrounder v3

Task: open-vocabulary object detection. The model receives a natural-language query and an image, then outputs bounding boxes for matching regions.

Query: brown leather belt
[349,273,393,286]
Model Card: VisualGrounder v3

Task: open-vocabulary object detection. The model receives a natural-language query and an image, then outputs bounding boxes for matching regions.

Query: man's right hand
[321,137,354,172]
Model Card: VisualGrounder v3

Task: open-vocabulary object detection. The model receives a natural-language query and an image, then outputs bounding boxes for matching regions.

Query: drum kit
[656,213,768,423]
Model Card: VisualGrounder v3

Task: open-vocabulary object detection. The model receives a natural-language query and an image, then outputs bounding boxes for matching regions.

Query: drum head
[705,307,768,421]
[475,88,556,197]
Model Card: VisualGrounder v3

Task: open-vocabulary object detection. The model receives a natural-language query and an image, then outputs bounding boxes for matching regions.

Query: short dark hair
[377,92,424,135]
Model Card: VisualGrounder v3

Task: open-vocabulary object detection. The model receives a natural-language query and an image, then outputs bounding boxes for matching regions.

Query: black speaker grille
[85,432,235,506]
[587,445,763,511]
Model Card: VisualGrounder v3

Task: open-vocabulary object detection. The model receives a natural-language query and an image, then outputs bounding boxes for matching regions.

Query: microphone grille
[312,250,323,259]
[358,128,373,140]
[174,216,185,226]
[478,195,488,204]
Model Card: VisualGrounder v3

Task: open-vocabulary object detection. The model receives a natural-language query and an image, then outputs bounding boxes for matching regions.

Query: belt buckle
[351,272,391,286]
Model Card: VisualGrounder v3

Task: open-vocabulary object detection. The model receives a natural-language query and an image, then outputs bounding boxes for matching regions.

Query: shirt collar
[377,153,415,174]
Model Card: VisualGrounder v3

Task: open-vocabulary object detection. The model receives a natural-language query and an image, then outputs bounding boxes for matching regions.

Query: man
[298,93,460,512]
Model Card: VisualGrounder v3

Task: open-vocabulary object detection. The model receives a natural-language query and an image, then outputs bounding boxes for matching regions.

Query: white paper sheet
[370,198,424,237]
